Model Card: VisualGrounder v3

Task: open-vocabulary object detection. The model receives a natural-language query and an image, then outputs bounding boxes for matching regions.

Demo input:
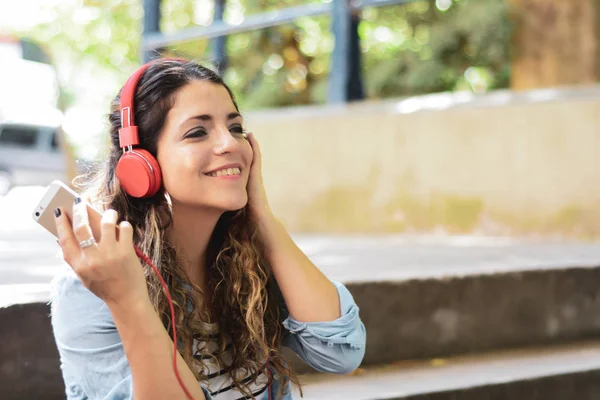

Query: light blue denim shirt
[50,269,366,399]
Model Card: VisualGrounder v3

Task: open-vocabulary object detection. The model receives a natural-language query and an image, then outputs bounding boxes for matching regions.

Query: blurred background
[2,0,600,399]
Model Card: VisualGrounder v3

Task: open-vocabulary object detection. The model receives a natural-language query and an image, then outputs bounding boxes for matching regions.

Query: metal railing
[142,0,416,104]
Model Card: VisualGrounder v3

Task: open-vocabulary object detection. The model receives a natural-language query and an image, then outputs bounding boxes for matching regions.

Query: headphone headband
[118,57,188,149]
[118,62,153,149]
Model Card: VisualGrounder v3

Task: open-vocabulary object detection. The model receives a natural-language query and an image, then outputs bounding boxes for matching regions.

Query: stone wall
[246,87,600,237]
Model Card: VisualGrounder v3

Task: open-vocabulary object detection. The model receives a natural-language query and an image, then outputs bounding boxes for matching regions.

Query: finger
[100,209,119,246]
[54,207,81,266]
[117,220,134,250]
[72,197,88,229]
[246,132,262,170]
[72,198,98,252]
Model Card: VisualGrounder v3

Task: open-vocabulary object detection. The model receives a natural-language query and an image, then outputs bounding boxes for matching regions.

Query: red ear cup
[115,149,162,198]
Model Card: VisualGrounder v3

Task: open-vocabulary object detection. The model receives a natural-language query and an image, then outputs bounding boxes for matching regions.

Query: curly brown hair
[75,58,300,399]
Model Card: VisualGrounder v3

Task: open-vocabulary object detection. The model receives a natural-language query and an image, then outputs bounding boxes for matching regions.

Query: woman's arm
[243,133,366,373]
[257,216,366,374]
[51,271,209,400]
[244,133,345,323]
[54,204,206,400]
[108,298,206,400]
[281,281,366,374]
[258,214,340,323]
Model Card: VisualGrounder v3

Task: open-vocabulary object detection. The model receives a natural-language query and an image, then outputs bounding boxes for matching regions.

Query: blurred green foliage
[18,0,512,111]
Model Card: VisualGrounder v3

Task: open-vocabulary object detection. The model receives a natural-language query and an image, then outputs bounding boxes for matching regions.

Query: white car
[0,121,68,195]
[0,37,68,195]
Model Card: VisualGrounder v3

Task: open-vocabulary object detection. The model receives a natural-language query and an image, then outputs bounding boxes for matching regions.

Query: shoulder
[50,267,103,310]
[50,267,114,345]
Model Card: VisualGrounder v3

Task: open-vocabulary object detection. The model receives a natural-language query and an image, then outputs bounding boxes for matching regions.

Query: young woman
[50,58,366,400]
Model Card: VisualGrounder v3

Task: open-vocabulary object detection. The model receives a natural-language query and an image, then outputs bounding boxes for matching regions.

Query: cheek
[159,149,203,184]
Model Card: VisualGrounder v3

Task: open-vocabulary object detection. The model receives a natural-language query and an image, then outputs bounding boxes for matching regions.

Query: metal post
[142,0,161,63]
[327,0,351,103]
[211,0,228,74]
[328,0,364,103]
[347,11,365,101]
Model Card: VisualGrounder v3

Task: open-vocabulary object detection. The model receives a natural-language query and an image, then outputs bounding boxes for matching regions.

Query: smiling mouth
[205,167,242,177]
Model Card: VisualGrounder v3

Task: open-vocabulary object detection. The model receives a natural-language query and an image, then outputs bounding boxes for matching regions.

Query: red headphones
[115,59,176,198]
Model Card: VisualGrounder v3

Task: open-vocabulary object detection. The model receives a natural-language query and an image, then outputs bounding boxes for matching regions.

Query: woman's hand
[54,199,150,308]
[245,132,275,222]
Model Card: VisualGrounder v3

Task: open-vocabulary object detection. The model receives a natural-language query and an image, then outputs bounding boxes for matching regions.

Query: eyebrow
[182,112,243,125]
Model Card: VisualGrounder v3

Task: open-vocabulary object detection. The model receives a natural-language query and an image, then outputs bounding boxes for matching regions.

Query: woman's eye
[230,126,245,135]
[185,129,207,139]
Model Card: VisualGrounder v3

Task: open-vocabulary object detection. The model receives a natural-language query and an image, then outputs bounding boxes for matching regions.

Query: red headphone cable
[134,245,196,400]
[134,245,273,400]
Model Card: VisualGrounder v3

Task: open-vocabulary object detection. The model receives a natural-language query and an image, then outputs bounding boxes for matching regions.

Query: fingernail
[54,208,61,218]
[74,197,81,204]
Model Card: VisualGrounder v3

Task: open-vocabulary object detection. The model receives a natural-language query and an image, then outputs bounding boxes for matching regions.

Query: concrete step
[292,340,600,400]
[287,237,600,372]
[339,265,600,370]
[3,234,600,397]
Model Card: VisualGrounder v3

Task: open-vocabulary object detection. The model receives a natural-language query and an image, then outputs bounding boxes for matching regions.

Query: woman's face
[156,80,253,212]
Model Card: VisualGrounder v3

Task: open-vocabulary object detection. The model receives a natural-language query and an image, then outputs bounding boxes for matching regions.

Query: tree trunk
[510,0,600,90]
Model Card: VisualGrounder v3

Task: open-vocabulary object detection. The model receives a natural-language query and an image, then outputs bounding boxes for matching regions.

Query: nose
[212,126,238,155]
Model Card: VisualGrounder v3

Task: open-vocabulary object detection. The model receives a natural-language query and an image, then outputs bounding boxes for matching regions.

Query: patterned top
[49,268,366,400]
[192,322,269,399]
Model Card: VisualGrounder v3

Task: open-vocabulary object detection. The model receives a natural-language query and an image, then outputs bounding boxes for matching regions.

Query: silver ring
[79,238,96,249]
[219,147,225,154]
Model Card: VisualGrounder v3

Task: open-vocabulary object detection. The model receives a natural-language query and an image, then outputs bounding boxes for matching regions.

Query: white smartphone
[32,180,104,241]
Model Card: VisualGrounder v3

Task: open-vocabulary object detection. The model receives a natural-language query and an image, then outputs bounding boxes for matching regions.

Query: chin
[221,196,248,212]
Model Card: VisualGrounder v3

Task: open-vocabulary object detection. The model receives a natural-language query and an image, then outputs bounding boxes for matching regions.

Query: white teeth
[208,167,241,177]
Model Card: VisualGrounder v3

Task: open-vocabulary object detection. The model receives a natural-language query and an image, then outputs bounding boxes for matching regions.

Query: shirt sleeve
[50,270,134,400]
[51,270,215,400]
[281,281,366,374]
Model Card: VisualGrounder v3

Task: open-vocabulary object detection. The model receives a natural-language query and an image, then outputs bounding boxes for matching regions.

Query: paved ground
[2,186,600,307]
